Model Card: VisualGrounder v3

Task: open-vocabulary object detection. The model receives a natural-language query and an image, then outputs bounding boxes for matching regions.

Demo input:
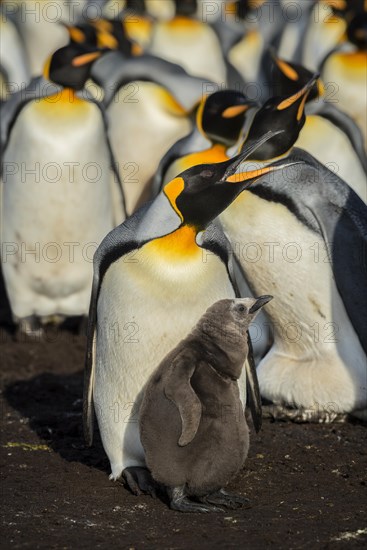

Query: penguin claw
[170,497,224,513]
[122,467,158,498]
[168,487,224,513]
[201,489,250,510]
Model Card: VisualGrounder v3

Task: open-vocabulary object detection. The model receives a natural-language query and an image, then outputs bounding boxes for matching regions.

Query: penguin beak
[276,74,320,120]
[219,130,302,189]
[220,130,284,183]
[249,295,273,314]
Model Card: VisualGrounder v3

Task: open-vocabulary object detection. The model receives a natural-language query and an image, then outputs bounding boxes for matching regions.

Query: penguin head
[125,0,147,15]
[347,12,367,49]
[197,90,254,146]
[162,130,296,230]
[234,0,265,20]
[241,74,319,160]
[62,23,99,48]
[45,44,103,90]
[270,51,324,102]
[198,295,273,380]
[174,0,197,17]
[93,19,135,55]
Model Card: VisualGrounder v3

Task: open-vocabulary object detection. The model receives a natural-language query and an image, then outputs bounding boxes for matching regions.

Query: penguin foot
[122,467,159,498]
[262,404,348,423]
[200,488,250,510]
[16,316,43,341]
[168,487,224,513]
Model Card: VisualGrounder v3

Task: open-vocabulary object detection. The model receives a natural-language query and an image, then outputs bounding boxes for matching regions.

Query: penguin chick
[139,296,272,513]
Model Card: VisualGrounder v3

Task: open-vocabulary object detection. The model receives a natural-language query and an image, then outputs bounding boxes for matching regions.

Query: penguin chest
[2,98,114,318]
[94,244,235,413]
[107,82,191,214]
[220,192,366,411]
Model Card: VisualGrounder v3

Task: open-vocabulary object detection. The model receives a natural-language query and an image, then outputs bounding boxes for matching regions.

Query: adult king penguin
[83,134,299,492]
[91,49,212,214]
[219,151,367,422]
[1,44,124,333]
[151,90,271,365]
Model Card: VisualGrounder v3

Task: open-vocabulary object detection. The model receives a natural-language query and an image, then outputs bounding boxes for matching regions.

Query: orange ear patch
[72,51,102,67]
[222,105,249,118]
[97,31,118,49]
[275,59,299,81]
[163,177,185,221]
[68,26,86,43]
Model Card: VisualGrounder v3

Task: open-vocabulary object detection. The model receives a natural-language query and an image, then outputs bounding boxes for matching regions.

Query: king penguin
[91,49,213,214]
[1,44,124,333]
[83,134,298,492]
[151,89,271,365]
[219,150,367,422]
[267,52,367,203]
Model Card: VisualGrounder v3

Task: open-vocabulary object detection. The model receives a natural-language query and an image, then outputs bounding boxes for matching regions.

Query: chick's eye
[237,305,245,312]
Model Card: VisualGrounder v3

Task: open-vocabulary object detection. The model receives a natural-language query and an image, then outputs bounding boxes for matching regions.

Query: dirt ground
[1,317,366,549]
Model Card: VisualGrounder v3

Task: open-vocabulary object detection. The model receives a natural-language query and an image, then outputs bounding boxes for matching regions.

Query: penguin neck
[49,87,83,104]
[145,225,201,261]
[182,143,228,168]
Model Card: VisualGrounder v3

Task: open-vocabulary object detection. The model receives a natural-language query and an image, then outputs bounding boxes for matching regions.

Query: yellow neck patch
[167,17,202,30]
[153,86,186,115]
[179,144,228,172]
[34,88,86,116]
[143,225,200,261]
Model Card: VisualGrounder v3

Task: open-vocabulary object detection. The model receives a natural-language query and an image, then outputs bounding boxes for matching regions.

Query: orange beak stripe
[277,83,313,111]
[297,93,308,121]
[72,51,102,67]
[226,165,279,183]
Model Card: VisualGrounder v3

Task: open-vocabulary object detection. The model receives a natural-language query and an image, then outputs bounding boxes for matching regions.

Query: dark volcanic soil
[1,326,366,550]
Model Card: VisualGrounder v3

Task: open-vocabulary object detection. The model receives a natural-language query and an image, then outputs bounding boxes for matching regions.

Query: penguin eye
[237,305,245,313]
[200,169,214,179]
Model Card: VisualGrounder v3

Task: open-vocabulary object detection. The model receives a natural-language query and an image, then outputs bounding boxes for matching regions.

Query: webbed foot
[168,486,224,513]
[122,467,159,498]
[200,488,250,509]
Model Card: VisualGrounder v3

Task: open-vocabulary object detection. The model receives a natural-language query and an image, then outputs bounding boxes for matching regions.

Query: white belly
[1,99,115,319]
[297,116,366,203]
[107,82,191,215]
[94,245,235,473]
[221,192,367,415]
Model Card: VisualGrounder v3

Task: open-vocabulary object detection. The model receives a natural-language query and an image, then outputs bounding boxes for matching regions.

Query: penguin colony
[1,0,366,512]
